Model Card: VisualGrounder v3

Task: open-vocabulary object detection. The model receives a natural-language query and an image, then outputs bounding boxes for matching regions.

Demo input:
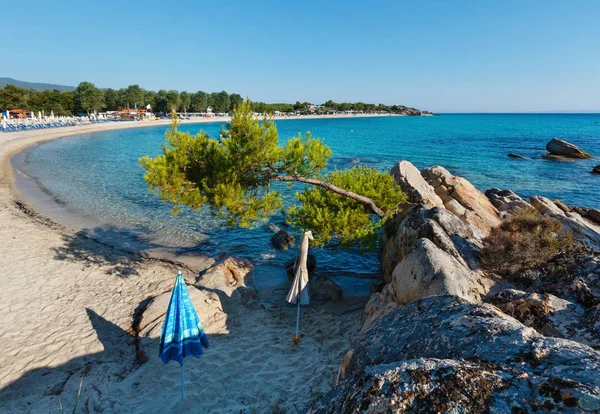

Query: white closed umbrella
[286,230,313,343]
[6,111,10,120]
[50,110,54,119]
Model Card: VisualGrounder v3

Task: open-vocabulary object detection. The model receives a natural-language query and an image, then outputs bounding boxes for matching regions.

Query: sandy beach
[0,119,367,413]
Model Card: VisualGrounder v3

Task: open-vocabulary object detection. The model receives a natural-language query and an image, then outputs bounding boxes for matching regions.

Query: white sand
[0,121,365,413]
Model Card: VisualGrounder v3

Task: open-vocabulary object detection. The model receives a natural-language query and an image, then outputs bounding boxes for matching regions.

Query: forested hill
[0,77,75,92]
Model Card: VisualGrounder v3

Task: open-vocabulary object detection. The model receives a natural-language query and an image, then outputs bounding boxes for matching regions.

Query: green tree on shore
[166,90,180,112]
[73,82,104,114]
[191,91,208,112]
[140,100,406,247]
[229,93,243,111]
[179,91,192,113]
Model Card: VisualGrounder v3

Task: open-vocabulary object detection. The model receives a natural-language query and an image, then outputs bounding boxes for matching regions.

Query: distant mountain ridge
[0,77,75,92]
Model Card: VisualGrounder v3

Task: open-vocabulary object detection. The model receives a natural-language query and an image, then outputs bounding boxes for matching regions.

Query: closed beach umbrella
[6,111,9,120]
[286,230,313,343]
[159,271,209,401]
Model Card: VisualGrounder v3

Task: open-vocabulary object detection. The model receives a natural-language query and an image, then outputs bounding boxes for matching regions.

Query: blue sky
[1,0,599,112]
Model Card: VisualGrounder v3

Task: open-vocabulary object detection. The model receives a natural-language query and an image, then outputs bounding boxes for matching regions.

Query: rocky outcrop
[391,238,487,306]
[544,138,593,160]
[375,204,491,331]
[390,161,443,209]
[421,166,501,235]
[530,196,600,249]
[485,188,533,216]
[309,296,600,414]
[593,165,600,175]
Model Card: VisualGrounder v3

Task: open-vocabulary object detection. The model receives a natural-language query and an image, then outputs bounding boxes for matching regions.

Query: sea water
[19,114,600,293]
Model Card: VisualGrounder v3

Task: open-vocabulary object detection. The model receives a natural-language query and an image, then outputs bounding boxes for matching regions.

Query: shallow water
[18,114,600,293]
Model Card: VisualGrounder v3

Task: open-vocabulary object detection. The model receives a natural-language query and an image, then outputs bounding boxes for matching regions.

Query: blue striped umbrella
[159,271,209,400]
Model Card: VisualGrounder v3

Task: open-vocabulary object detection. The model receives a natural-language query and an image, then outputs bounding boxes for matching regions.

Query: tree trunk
[271,175,385,217]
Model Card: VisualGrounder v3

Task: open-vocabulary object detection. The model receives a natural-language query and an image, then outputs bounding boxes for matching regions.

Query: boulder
[508,153,531,160]
[485,188,533,216]
[361,284,399,332]
[553,199,571,212]
[390,161,443,208]
[310,275,342,303]
[271,229,295,250]
[140,285,224,334]
[390,238,487,305]
[286,253,316,280]
[421,166,501,234]
[393,205,480,270]
[586,208,600,224]
[310,296,600,414]
[200,256,254,288]
[545,138,593,159]
[593,165,600,175]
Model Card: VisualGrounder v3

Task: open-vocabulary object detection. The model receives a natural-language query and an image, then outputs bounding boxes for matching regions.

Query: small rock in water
[592,165,600,175]
[271,229,295,250]
[507,153,530,160]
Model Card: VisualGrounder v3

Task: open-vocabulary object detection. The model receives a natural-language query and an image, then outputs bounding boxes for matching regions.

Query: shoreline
[2,111,408,214]
[0,115,367,412]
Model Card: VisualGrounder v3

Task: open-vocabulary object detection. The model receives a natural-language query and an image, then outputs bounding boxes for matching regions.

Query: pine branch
[271,174,385,217]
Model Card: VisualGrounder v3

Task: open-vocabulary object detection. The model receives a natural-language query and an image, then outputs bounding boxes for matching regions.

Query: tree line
[0,81,427,116]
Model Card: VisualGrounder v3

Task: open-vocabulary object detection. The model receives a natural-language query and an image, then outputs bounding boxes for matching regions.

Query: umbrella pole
[181,363,185,401]
[295,297,300,339]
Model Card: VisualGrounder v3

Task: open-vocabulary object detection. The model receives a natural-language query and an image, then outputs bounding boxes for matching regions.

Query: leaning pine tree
[139,100,407,248]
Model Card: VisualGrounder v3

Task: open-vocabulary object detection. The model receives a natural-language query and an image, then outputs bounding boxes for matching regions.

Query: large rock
[310,275,342,303]
[361,284,399,332]
[390,161,443,208]
[545,138,593,160]
[390,238,487,305]
[485,188,533,216]
[421,166,501,235]
[200,256,254,288]
[140,285,224,333]
[390,205,481,272]
[309,296,600,413]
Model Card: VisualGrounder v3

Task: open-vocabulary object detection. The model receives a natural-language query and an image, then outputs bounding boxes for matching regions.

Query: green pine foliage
[287,166,406,248]
[140,99,406,248]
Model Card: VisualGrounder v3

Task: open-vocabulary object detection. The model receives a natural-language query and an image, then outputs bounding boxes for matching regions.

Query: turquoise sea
[19,114,600,293]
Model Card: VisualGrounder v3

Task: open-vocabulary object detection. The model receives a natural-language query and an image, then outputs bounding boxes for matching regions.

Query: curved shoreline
[2,112,403,227]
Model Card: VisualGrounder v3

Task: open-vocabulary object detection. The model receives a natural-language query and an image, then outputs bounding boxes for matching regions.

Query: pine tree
[140,100,406,248]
